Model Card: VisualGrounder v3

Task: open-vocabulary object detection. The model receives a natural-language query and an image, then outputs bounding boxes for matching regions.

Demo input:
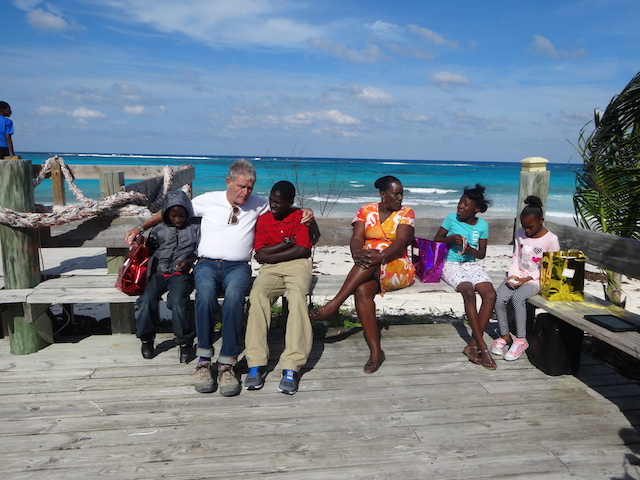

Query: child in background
[134,190,200,363]
[0,101,15,158]
[491,196,559,361]
[434,184,497,369]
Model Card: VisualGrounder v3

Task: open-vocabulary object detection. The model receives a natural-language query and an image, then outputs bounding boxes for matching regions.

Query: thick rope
[33,155,92,204]
[0,191,149,228]
[0,156,182,228]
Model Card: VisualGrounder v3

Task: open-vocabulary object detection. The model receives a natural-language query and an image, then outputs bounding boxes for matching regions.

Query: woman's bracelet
[137,224,145,234]
[380,250,387,264]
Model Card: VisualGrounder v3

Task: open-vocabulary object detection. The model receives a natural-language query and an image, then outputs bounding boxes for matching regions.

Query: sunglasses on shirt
[228,205,240,225]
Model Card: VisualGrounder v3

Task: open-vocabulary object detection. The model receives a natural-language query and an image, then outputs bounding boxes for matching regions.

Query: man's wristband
[137,224,145,234]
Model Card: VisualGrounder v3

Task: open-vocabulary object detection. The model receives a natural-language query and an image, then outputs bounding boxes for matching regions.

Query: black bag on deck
[527,313,584,376]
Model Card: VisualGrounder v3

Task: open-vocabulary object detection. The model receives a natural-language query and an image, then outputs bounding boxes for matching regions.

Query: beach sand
[23,243,640,324]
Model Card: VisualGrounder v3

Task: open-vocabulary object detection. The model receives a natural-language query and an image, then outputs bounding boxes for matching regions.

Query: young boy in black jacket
[135,190,200,362]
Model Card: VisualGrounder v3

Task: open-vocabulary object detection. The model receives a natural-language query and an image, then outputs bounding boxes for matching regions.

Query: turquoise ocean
[24,152,580,222]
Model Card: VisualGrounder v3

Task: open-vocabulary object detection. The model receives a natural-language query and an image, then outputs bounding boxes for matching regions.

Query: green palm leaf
[573,71,640,305]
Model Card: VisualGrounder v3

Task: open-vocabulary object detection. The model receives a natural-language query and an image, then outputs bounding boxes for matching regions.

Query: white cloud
[408,24,459,50]
[123,105,148,115]
[453,109,505,132]
[398,113,429,123]
[99,0,319,48]
[429,71,471,90]
[308,38,390,63]
[12,0,40,10]
[552,109,592,126]
[284,109,360,126]
[25,8,85,32]
[34,105,66,116]
[368,20,397,33]
[385,43,436,61]
[356,87,398,106]
[35,105,107,121]
[70,107,107,119]
[312,127,363,138]
[529,35,586,59]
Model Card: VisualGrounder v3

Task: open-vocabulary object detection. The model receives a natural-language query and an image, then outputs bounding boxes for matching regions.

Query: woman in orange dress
[309,176,415,373]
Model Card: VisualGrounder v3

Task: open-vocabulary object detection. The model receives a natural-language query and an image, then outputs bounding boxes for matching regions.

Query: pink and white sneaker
[504,337,529,361]
[490,337,508,355]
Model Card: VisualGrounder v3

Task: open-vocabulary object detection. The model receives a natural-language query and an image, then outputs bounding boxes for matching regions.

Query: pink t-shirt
[509,228,560,286]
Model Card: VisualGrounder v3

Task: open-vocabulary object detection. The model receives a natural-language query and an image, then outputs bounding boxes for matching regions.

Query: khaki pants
[245,258,313,372]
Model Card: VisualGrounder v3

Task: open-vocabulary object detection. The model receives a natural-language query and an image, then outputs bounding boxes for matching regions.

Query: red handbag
[115,244,149,295]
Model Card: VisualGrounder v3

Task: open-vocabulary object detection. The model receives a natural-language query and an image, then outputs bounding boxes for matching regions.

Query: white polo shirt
[192,191,269,262]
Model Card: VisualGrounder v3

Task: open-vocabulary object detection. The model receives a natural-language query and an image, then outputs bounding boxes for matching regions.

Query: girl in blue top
[434,184,497,370]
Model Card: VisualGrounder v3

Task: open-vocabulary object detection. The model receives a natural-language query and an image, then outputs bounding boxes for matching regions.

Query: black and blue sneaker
[278,369,298,395]
[244,366,266,390]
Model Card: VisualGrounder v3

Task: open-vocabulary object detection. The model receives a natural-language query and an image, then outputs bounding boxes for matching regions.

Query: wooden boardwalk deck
[1,324,639,479]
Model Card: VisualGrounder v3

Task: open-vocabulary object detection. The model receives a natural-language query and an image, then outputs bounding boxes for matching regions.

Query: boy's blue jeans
[136,272,195,345]
[193,259,252,364]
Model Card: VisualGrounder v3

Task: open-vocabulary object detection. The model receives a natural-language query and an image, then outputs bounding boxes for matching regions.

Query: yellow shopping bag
[539,250,586,301]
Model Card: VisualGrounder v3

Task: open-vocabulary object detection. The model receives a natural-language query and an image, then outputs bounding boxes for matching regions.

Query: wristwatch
[284,237,292,245]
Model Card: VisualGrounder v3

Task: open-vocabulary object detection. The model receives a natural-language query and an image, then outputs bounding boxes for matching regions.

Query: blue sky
[2,0,639,162]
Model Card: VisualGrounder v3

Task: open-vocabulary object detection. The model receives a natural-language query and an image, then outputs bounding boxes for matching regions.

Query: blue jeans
[136,272,195,345]
[193,259,252,364]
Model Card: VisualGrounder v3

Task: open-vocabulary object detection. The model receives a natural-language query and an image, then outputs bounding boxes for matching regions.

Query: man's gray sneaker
[244,366,266,390]
[193,361,215,393]
[278,369,298,395]
[218,363,241,397]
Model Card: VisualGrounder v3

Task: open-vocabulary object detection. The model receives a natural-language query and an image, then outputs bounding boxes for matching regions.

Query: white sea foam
[73,153,211,160]
[405,187,458,194]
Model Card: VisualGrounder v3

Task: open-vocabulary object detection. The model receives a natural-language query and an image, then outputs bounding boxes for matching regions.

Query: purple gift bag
[412,238,449,283]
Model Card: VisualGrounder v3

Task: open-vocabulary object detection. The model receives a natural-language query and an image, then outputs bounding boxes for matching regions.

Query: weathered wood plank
[547,220,640,279]
[123,165,195,199]
[0,324,638,479]
[33,164,192,180]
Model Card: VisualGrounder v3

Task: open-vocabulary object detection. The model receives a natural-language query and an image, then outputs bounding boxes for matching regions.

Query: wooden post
[517,157,550,217]
[50,156,67,206]
[100,171,125,199]
[100,171,127,274]
[0,158,51,354]
[100,171,135,334]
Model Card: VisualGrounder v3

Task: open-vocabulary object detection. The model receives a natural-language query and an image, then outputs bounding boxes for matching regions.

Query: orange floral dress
[353,203,415,294]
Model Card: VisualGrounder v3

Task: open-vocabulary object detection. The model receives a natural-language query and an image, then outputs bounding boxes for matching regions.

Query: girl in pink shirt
[491,196,560,361]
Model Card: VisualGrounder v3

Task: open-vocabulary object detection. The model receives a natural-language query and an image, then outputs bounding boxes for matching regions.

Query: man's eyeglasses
[228,205,240,225]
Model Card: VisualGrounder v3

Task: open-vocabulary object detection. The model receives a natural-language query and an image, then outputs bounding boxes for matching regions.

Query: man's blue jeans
[136,272,195,345]
[193,259,252,364]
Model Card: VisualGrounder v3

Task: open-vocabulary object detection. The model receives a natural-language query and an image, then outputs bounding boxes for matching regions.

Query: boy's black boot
[179,343,196,363]
[141,340,154,359]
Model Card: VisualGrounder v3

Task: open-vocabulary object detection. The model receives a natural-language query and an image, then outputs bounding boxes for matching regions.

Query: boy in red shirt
[243,181,312,395]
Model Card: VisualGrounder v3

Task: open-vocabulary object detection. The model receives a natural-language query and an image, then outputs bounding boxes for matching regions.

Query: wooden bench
[0,163,196,345]
[526,221,640,366]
